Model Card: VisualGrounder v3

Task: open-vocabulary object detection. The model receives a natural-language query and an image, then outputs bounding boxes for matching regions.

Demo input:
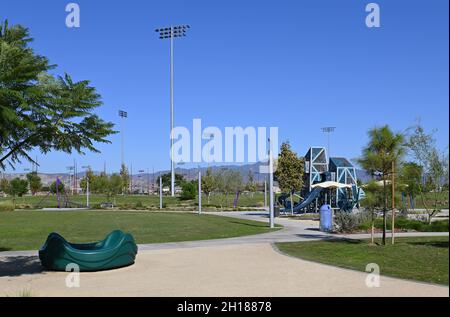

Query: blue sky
[1,0,449,174]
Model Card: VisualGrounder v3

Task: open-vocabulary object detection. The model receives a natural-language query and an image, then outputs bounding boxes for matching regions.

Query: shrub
[0,201,15,212]
[180,182,197,201]
[135,201,144,208]
[334,211,371,233]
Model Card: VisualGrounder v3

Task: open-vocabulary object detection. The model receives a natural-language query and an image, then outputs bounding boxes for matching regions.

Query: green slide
[39,230,138,272]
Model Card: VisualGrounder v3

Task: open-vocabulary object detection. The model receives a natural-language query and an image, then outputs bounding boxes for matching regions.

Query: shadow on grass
[0,247,12,252]
[228,220,269,228]
[0,256,44,277]
[407,241,449,249]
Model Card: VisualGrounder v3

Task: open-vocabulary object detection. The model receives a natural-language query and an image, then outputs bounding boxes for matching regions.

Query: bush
[334,211,371,233]
[180,182,197,201]
[363,216,449,233]
[0,201,15,212]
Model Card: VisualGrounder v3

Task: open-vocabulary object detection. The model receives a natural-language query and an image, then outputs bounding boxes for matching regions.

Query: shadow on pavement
[0,256,44,277]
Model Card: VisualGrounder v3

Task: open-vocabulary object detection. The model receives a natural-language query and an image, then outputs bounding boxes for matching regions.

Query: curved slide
[281,187,322,213]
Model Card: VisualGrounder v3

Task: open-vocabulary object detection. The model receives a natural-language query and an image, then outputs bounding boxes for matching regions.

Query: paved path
[0,212,448,297]
[1,243,448,297]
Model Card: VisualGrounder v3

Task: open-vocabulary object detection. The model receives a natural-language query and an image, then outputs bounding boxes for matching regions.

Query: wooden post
[391,160,395,245]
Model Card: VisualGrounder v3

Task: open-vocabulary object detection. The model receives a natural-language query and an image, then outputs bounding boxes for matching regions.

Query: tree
[180,182,197,201]
[50,180,65,194]
[214,169,243,208]
[360,181,385,244]
[0,178,10,194]
[119,164,130,194]
[357,125,405,245]
[9,178,28,207]
[400,162,423,209]
[0,20,116,170]
[106,174,123,203]
[407,123,449,223]
[79,168,94,193]
[26,172,42,195]
[157,173,184,189]
[246,170,257,197]
[201,168,216,204]
[275,142,304,215]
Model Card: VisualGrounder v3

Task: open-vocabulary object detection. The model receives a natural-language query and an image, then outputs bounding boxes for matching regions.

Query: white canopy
[311,181,352,189]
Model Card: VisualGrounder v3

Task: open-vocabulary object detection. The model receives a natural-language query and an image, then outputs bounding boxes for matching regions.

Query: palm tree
[357,125,405,245]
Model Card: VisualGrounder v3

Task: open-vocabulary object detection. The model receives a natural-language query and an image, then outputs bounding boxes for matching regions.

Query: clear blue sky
[1,0,448,174]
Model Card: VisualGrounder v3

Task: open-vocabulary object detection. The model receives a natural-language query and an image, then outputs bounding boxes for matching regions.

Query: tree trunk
[371,211,375,245]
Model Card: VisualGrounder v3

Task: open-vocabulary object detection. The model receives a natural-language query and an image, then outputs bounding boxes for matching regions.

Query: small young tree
[119,164,130,194]
[9,178,28,207]
[357,125,405,245]
[0,178,10,194]
[246,170,257,197]
[201,168,216,204]
[26,172,42,195]
[275,142,304,215]
[107,174,123,204]
[400,162,423,209]
[50,180,65,194]
[407,123,449,223]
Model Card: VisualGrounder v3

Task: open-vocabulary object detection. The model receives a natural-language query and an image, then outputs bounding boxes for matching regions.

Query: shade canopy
[311,181,352,189]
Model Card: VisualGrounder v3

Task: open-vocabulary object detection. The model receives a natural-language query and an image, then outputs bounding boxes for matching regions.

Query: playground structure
[279,146,365,214]
[36,177,86,209]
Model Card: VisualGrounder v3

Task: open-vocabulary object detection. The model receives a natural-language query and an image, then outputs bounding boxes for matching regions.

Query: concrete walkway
[1,243,448,297]
[0,212,448,297]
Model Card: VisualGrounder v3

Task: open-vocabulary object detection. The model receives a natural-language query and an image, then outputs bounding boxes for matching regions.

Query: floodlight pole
[322,127,336,159]
[170,27,175,197]
[156,25,190,197]
[119,110,128,167]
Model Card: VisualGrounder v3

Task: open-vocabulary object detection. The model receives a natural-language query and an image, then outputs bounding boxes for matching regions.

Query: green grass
[358,217,449,232]
[276,237,449,285]
[0,210,280,251]
[0,192,266,210]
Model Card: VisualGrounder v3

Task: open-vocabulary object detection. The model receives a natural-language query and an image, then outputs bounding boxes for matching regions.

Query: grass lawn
[0,192,266,210]
[0,210,280,251]
[276,237,449,285]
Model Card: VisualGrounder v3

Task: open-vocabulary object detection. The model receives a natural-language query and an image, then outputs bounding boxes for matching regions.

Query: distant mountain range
[1,162,373,188]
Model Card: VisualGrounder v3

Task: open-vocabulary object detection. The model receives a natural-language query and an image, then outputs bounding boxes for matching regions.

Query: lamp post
[82,165,91,208]
[119,110,128,166]
[139,170,145,194]
[156,24,190,197]
[321,127,336,159]
[66,166,74,195]
[198,166,202,215]
[268,138,275,229]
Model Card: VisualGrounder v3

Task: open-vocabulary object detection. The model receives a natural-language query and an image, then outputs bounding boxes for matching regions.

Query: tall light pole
[156,24,190,197]
[119,110,128,167]
[321,127,336,159]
